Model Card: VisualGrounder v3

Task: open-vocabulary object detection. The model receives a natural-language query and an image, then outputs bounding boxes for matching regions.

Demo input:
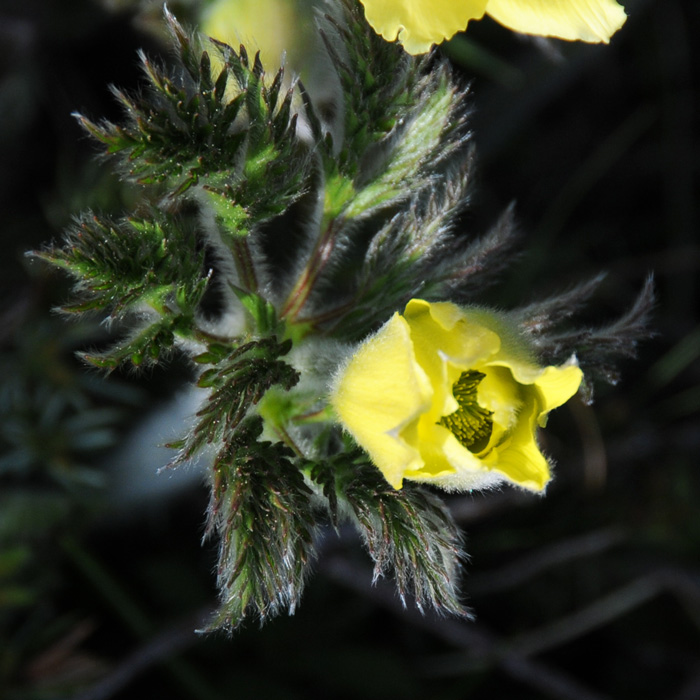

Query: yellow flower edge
[487,0,628,44]
[358,0,627,55]
[331,299,583,492]
[358,0,489,56]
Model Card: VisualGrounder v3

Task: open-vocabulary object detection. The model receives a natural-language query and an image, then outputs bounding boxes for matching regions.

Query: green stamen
[438,370,493,453]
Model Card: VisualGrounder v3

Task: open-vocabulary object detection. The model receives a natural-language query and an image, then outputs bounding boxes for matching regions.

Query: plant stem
[231,238,258,292]
[281,217,341,321]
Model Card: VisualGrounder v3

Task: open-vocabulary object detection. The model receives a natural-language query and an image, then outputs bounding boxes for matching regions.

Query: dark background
[1,0,698,698]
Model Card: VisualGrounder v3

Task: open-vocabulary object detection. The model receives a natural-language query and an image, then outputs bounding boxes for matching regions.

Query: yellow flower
[358,0,627,55]
[331,299,582,492]
[201,0,304,73]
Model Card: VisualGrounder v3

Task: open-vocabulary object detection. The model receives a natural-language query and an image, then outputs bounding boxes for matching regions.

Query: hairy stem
[281,217,342,321]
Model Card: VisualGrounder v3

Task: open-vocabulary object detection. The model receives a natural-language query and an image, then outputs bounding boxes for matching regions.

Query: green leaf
[344,69,464,218]
[231,286,280,335]
[337,451,468,617]
[320,0,425,179]
[80,314,186,369]
[33,211,206,319]
[204,417,315,629]
[204,188,250,237]
[175,337,299,463]
[77,15,309,210]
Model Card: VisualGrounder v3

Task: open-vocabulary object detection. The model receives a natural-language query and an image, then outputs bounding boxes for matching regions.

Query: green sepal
[231,286,282,336]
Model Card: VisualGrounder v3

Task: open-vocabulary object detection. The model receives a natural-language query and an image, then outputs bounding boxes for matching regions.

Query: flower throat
[438,370,493,453]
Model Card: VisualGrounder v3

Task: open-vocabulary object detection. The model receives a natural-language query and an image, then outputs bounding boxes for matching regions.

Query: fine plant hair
[32,0,653,630]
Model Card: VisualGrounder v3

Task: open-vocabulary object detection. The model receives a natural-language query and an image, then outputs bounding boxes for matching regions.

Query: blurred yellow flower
[331,299,582,492]
[358,0,627,54]
[202,0,304,73]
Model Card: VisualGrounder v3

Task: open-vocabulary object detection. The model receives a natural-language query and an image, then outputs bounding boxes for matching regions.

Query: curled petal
[487,397,552,490]
[533,362,585,421]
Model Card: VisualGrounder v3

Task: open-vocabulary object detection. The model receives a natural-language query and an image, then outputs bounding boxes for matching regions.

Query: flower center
[438,370,493,453]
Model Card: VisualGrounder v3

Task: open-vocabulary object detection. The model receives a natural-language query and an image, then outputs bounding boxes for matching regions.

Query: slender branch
[269,422,305,458]
[467,527,626,595]
[320,553,610,700]
[69,608,217,700]
[508,575,664,658]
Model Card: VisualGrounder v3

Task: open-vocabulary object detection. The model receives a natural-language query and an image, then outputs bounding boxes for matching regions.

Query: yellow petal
[331,314,432,488]
[476,365,523,438]
[490,399,552,490]
[405,300,501,374]
[404,299,500,425]
[410,422,463,478]
[458,306,536,373]
[332,299,583,495]
[486,0,627,43]
[359,0,489,54]
[419,429,506,491]
[534,362,583,423]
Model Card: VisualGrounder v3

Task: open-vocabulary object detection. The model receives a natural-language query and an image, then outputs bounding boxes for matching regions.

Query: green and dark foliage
[26,0,653,633]
[30,0,488,630]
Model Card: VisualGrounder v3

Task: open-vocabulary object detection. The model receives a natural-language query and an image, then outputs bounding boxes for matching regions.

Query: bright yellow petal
[459,306,536,372]
[331,314,432,488]
[404,300,500,425]
[486,0,627,43]
[410,422,462,478]
[333,299,583,495]
[358,0,489,54]
[534,363,583,423]
[419,430,506,491]
[405,300,501,373]
[491,400,552,490]
[476,365,523,438]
